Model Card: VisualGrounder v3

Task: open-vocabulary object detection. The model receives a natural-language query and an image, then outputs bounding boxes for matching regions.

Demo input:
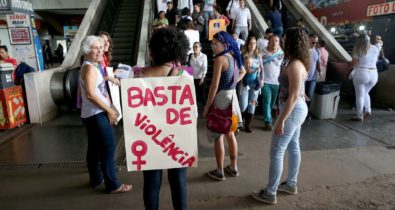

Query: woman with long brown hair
[239,36,263,133]
[251,27,310,205]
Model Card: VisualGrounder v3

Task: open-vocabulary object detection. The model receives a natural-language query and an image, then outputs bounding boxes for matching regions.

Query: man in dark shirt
[165,1,179,26]
[265,5,283,38]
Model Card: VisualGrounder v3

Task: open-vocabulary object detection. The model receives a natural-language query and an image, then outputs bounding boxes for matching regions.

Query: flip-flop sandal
[110,184,133,194]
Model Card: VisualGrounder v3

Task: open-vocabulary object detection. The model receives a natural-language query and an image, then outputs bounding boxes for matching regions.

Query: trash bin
[310,81,341,119]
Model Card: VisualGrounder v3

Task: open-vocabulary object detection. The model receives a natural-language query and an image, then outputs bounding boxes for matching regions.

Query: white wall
[32,0,92,10]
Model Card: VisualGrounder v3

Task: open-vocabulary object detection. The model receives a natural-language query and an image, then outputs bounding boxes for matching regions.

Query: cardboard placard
[121,75,198,171]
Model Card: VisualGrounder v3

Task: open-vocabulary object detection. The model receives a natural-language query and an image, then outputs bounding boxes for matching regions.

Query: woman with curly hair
[204,31,246,181]
[239,36,263,133]
[251,27,310,205]
[136,28,193,210]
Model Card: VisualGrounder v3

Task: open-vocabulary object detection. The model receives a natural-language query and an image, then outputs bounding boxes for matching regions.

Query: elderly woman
[204,31,246,181]
[189,41,207,108]
[79,36,132,194]
[349,34,380,121]
[239,36,263,133]
[251,27,310,204]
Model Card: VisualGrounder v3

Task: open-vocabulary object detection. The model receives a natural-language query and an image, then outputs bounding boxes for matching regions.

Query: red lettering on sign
[133,114,197,167]
[128,86,142,108]
[368,6,374,16]
[131,140,148,170]
[143,88,156,106]
[167,86,181,104]
[166,108,179,124]
[384,3,389,14]
[154,86,167,106]
[179,84,194,105]
[180,107,192,125]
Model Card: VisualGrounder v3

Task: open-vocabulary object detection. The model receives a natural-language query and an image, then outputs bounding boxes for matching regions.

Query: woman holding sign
[79,36,132,194]
[135,28,192,210]
[204,31,246,181]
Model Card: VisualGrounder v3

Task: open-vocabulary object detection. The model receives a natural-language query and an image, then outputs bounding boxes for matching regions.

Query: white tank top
[79,61,110,118]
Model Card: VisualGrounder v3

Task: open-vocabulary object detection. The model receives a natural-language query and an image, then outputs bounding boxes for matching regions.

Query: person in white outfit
[232,0,251,42]
[178,0,194,14]
[226,0,240,31]
[349,34,380,121]
[157,0,170,14]
[189,42,207,108]
[203,0,215,39]
[182,20,200,55]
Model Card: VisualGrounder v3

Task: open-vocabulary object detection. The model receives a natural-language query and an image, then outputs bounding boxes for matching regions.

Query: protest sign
[208,19,226,41]
[121,75,198,171]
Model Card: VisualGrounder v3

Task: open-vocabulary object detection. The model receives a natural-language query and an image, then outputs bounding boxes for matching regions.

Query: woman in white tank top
[79,36,132,194]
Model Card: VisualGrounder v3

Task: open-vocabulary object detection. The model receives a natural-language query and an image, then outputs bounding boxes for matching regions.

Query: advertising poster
[8,27,30,44]
[121,75,198,171]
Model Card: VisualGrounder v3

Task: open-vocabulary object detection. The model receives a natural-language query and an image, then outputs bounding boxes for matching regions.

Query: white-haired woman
[79,35,132,193]
[349,34,380,121]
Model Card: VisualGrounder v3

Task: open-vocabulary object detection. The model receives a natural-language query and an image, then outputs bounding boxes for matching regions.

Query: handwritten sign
[208,19,226,41]
[121,75,198,171]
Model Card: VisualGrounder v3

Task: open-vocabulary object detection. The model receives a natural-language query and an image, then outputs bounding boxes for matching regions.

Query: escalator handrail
[136,0,155,67]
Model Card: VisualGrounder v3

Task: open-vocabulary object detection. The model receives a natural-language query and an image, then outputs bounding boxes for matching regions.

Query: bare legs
[214,132,238,171]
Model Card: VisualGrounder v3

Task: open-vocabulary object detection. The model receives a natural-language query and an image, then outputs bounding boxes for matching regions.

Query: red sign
[0,86,27,129]
[8,27,31,44]
[310,0,387,25]
[367,1,395,17]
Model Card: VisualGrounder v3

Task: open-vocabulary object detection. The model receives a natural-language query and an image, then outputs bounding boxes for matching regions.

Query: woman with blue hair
[204,31,246,181]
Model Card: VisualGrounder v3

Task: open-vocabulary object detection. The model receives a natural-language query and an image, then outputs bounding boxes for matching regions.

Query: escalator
[108,0,143,66]
[52,0,144,108]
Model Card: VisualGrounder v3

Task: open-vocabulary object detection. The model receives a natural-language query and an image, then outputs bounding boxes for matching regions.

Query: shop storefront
[0,0,44,71]
[302,0,394,63]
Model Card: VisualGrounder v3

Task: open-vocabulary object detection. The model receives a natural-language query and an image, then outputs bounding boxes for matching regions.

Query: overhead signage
[367,1,395,17]
[6,13,29,27]
[0,0,34,15]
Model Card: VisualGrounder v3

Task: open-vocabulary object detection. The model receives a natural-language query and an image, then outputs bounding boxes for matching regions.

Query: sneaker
[263,123,272,131]
[251,189,277,204]
[207,169,225,181]
[225,165,239,177]
[351,116,363,122]
[277,181,297,195]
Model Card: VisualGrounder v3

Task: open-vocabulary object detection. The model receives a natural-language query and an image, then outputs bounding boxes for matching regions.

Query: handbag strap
[230,55,238,89]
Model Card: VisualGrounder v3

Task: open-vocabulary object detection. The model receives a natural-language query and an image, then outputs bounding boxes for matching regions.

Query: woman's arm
[83,65,118,124]
[237,66,246,83]
[274,60,305,135]
[203,56,225,117]
[348,57,358,71]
